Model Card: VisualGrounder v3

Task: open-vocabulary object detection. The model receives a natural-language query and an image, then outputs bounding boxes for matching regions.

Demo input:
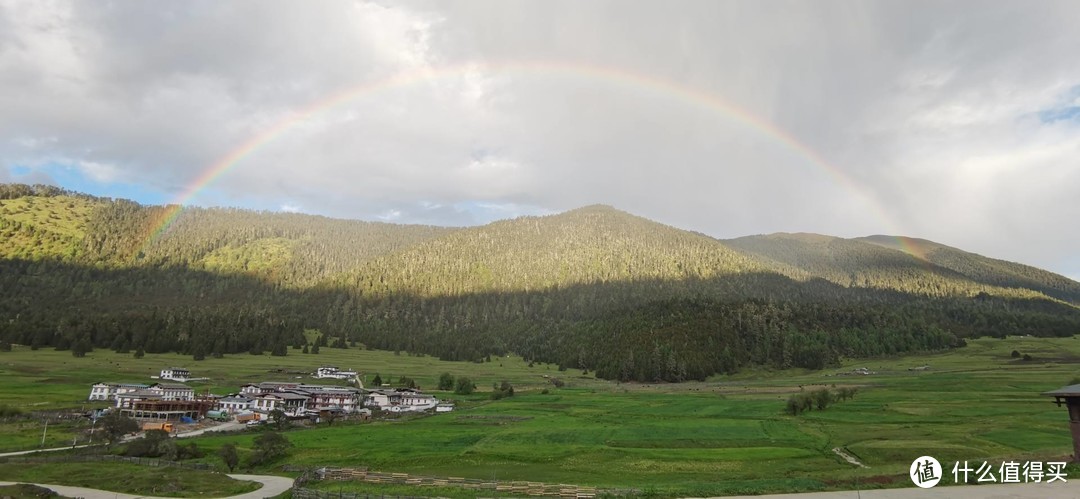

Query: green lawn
[0,462,259,498]
[3,336,1080,496]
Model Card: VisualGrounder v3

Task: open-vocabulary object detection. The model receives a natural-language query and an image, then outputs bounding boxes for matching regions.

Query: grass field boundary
[294,467,639,498]
[0,453,215,472]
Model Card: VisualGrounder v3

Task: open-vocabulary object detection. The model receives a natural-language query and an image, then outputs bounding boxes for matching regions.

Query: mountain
[725,233,1080,303]
[1,183,1078,381]
[856,235,1080,303]
[331,204,772,297]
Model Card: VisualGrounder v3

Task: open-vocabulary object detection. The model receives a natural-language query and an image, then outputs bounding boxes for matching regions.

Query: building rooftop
[117,389,162,399]
[221,395,254,402]
[1044,384,1080,398]
[152,383,193,390]
[263,392,311,400]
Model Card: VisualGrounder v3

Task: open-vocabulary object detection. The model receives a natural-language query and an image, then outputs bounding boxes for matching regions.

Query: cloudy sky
[1,1,1078,279]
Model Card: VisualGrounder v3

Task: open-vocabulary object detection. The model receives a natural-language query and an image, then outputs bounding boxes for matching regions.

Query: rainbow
[139,60,914,257]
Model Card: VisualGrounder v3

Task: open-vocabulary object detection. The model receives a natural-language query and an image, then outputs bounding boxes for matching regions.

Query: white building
[240,382,301,396]
[303,388,363,414]
[159,368,191,382]
[148,383,195,401]
[314,366,358,380]
[253,392,309,417]
[218,394,254,413]
[364,389,439,412]
[115,389,162,409]
[88,383,148,401]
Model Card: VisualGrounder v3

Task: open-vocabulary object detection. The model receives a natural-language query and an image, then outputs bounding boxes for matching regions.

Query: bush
[1011,350,1021,358]
[398,376,417,389]
[248,431,291,467]
[219,443,239,472]
[812,389,832,410]
[437,372,454,391]
[454,377,475,395]
[177,442,204,460]
[491,380,515,400]
[99,412,140,445]
[124,430,177,460]
[0,404,22,418]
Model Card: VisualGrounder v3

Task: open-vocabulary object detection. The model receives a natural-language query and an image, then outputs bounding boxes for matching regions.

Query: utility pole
[40,419,48,447]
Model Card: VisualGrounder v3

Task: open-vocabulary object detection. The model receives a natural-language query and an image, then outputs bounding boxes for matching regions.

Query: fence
[293,467,638,498]
[0,453,214,471]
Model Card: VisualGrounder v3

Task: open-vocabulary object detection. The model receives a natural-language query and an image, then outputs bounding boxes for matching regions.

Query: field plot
[2,336,1080,496]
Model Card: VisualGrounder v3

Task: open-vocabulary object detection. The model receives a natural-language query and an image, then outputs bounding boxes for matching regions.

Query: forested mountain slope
[2,183,1078,381]
[725,233,1080,303]
[332,205,777,297]
[856,235,1080,304]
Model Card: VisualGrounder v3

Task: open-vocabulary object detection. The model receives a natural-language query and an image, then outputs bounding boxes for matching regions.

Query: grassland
[0,462,259,497]
[0,483,72,499]
[2,336,1080,496]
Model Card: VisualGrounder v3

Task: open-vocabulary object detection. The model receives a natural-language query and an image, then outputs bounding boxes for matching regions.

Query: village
[87,366,454,432]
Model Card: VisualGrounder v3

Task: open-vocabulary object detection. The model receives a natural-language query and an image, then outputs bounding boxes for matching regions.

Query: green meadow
[0,462,259,497]
[2,336,1080,496]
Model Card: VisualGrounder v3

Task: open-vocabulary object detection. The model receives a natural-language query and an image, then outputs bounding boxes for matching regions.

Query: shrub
[437,372,454,391]
[454,377,475,395]
[491,380,515,400]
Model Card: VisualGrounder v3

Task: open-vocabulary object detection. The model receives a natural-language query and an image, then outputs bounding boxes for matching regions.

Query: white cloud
[75,160,120,183]
[279,203,302,213]
[376,209,402,222]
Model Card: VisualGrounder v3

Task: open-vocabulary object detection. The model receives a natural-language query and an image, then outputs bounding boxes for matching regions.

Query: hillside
[857,235,1080,303]
[725,233,1080,303]
[0,184,454,286]
[333,205,774,297]
[1,183,1079,381]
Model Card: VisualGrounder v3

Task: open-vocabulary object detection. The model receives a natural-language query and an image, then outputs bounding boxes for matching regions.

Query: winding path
[0,474,293,499]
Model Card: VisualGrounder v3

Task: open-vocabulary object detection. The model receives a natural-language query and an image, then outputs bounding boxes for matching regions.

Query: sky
[1,1,1078,280]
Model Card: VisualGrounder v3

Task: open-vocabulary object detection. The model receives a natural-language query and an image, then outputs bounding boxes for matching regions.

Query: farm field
[2,336,1080,496]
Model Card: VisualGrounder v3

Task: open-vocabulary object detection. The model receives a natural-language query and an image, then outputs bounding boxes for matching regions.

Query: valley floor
[1,336,1079,497]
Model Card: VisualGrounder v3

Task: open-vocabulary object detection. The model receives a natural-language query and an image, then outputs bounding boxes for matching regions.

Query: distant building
[113,383,195,409]
[364,388,439,412]
[240,382,302,396]
[219,394,254,413]
[88,382,149,401]
[159,368,191,382]
[148,382,195,401]
[253,392,309,417]
[239,382,364,417]
[304,387,362,413]
[314,366,358,380]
